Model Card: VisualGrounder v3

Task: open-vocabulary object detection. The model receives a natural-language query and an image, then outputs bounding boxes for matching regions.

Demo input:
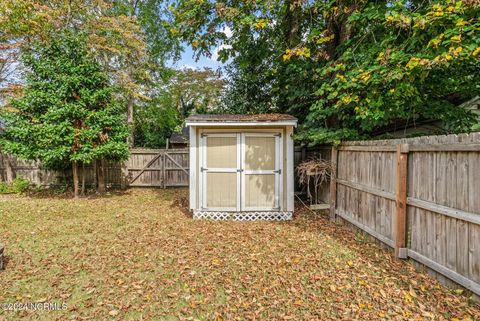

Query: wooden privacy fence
[330,132,480,295]
[0,154,66,186]
[2,146,323,189]
[0,148,189,188]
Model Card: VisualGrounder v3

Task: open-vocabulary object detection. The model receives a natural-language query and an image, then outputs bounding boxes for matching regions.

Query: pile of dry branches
[296,158,333,204]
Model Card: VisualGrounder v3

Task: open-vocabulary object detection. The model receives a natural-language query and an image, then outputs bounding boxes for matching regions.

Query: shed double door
[200,132,282,211]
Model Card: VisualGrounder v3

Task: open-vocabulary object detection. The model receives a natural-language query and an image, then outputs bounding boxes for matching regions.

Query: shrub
[0,177,30,194]
[0,182,8,193]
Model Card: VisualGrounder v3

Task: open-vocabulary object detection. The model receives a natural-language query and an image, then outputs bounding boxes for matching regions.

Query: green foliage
[0,30,129,169]
[304,0,480,143]
[218,63,277,115]
[134,93,179,148]
[0,177,29,194]
[109,0,184,148]
[112,0,181,67]
[169,68,226,117]
[173,0,480,144]
[132,67,225,148]
[0,0,151,99]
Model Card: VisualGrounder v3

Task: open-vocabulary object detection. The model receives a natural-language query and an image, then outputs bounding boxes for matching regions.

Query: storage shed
[186,114,297,220]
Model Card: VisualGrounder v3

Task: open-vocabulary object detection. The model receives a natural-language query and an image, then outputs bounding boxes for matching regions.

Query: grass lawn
[0,188,478,320]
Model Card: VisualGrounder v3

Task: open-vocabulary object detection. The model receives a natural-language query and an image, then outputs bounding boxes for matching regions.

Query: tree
[172,0,480,144]
[132,67,225,149]
[134,92,179,148]
[110,0,184,147]
[112,0,181,67]
[171,0,313,116]
[0,0,151,146]
[0,31,129,198]
[298,0,480,144]
[169,68,226,117]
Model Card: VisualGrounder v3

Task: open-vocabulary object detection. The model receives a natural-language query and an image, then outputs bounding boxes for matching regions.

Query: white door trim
[199,130,284,212]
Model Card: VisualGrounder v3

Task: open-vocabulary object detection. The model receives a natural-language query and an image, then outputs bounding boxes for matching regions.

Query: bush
[0,177,30,194]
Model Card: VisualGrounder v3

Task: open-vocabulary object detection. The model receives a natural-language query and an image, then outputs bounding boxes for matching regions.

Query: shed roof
[169,127,189,144]
[185,114,297,126]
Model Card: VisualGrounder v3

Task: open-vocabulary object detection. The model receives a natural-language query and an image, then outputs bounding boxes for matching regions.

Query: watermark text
[1,302,67,311]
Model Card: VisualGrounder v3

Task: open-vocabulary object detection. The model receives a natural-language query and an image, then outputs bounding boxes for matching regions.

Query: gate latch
[274,169,282,174]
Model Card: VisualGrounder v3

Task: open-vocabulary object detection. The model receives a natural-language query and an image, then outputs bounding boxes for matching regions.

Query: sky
[169,26,233,71]
[169,45,224,70]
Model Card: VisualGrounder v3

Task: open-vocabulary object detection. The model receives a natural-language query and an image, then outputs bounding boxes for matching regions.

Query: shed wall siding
[189,126,197,209]
[286,126,294,211]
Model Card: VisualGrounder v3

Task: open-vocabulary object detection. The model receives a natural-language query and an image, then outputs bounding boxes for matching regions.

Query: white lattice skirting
[193,211,293,221]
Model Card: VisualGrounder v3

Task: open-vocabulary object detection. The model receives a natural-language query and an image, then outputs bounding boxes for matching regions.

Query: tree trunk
[92,160,97,188]
[284,0,302,48]
[81,162,85,196]
[278,0,302,112]
[127,97,134,147]
[180,95,187,118]
[4,154,15,183]
[96,158,106,193]
[325,4,356,60]
[121,161,129,189]
[72,161,79,199]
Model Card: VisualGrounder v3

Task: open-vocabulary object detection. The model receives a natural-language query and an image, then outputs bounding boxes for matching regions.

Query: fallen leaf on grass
[108,309,119,316]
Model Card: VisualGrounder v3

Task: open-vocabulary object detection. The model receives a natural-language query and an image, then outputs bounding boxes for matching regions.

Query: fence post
[162,152,166,189]
[301,146,306,163]
[329,146,338,221]
[121,160,129,189]
[395,144,409,259]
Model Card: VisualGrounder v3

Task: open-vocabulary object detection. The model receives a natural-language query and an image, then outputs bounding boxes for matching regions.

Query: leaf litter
[0,188,478,320]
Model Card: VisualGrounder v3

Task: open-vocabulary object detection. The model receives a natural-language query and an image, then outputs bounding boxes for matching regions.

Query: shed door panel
[245,174,275,208]
[206,172,237,208]
[206,137,237,168]
[244,136,276,170]
[242,134,281,210]
[202,134,240,211]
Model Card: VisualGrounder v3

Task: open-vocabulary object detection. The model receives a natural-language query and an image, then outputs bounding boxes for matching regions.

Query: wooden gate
[127,149,189,187]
